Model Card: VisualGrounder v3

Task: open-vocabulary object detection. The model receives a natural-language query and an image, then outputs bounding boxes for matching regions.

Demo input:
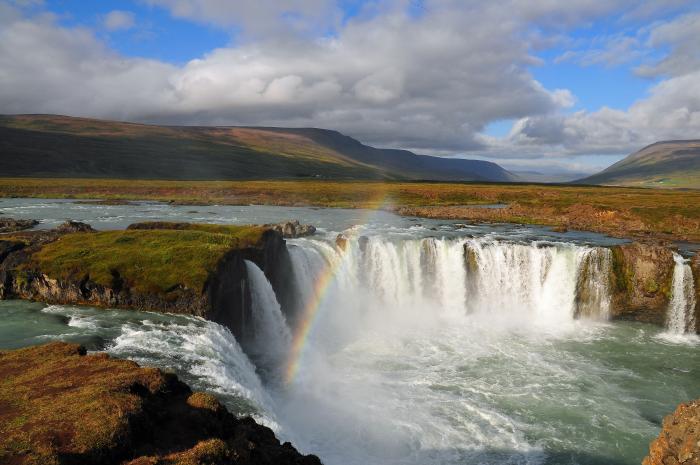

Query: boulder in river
[56,220,96,233]
[335,233,349,251]
[266,220,316,238]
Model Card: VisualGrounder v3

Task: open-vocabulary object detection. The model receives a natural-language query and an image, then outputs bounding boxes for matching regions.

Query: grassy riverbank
[26,224,266,294]
[1,178,699,242]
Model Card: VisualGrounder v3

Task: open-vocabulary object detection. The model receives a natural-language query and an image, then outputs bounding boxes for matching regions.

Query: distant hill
[512,170,589,183]
[577,140,700,188]
[0,115,517,182]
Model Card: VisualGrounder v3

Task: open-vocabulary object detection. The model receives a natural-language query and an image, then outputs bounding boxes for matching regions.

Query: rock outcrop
[609,242,676,326]
[643,398,700,465]
[0,217,38,233]
[0,342,321,465]
[56,220,96,233]
[692,255,700,334]
[335,233,349,251]
[266,220,316,238]
[0,222,304,350]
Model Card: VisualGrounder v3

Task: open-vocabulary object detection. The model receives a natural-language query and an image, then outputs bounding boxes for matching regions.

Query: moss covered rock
[0,342,321,465]
[609,242,675,325]
[0,222,302,355]
[28,225,266,295]
[691,255,700,334]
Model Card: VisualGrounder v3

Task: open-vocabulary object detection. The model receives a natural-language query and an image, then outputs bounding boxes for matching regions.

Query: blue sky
[2,0,699,176]
[40,1,231,64]
[44,1,663,112]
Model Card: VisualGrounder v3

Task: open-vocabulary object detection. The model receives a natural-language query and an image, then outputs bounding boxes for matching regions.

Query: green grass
[28,225,266,294]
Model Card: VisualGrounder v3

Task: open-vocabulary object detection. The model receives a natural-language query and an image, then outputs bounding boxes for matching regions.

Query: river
[0,198,698,465]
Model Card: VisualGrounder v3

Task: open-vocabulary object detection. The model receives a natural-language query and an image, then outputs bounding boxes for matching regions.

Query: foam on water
[268,236,651,464]
[664,253,697,336]
[109,317,277,423]
[2,219,697,465]
[245,260,292,383]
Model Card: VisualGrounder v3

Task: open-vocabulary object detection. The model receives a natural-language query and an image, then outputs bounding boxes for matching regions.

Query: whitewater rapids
[0,232,698,465]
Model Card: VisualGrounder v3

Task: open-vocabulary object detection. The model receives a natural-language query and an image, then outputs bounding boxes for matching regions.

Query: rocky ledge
[264,220,316,238]
[0,221,301,348]
[609,242,677,326]
[0,342,321,465]
[0,217,39,233]
[643,398,700,465]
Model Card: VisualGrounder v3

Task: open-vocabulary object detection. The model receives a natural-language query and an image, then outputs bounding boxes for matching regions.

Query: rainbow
[283,188,392,385]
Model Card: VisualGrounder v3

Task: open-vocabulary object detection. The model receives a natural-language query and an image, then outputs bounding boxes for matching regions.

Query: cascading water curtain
[666,253,697,334]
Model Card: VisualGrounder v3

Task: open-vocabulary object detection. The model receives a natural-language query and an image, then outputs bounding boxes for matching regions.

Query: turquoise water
[0,299,697,465]
[1,199,699,465]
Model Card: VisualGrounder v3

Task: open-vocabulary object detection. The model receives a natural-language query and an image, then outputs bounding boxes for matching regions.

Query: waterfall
[236,236,639,464]
[244,260,292,382]
[575,247,613,320]
[666,253,697,334]
[282,237,613,333]
[463,240,592,325]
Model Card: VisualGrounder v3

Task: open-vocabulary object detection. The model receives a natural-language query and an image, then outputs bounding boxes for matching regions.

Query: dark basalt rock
[0,217,38,233]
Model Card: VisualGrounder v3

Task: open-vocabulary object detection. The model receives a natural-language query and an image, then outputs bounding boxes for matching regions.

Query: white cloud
[636,11,700,78]
[0,1,571,152]
[144,0,339,36]
[0,0,699,166]
[507,11,700,157]
[554,35,643,67]
[102,10,135,31]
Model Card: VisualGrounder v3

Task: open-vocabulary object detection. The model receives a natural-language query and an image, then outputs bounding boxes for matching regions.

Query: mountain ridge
[0,114,517,183]
[577,139,700,188]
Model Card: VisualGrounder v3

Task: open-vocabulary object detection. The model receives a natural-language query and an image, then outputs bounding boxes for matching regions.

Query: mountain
[577,140,700,188]
[512,170,590,183]
[0,114,517,182]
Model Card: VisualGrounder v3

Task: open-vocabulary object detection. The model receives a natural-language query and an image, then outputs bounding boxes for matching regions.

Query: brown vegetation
[643,398,700,465]
[0,178,699,241]
[0,342,321,465]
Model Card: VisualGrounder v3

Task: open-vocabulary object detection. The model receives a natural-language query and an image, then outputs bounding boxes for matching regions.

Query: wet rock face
[0,227,210,317]
[0,217,38,233]
[692,255,700,334]
[267,220,316,238]
[335,233,349,251]
[0,342,322,465]
[609,242,676,325]
[56,220,96,233]
[643,398,700,465]
[0,223,299,354]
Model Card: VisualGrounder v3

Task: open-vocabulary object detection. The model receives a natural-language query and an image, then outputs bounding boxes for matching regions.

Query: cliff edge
[0,342,321,465]
[0,221,303,348]
[643,398,700,465]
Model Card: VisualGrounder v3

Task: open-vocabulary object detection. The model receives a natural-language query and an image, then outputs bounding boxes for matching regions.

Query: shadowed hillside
[0,114,517,182]
[578,140,700,188]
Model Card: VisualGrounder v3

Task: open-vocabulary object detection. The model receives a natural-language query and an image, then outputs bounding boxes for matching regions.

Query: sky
[1,0,700,176]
